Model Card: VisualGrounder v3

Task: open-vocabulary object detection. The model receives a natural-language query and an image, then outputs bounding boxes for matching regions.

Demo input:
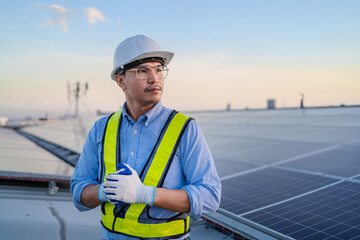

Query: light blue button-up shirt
[71,102,221,240]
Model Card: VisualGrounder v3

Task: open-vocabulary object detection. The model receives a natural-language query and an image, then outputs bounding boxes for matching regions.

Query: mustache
[145,85,162,92]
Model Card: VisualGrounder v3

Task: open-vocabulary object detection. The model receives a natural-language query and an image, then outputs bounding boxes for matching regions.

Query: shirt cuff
[72,182,98,212]
[182,185,203,218]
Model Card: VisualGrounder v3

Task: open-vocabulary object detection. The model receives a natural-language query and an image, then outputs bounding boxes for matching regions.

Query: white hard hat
[110,35,174,80]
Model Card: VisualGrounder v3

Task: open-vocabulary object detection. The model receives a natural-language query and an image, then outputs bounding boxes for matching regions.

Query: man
[71,34,221,240]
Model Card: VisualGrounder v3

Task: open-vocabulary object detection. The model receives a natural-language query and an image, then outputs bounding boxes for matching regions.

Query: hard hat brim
[111,51,174,80]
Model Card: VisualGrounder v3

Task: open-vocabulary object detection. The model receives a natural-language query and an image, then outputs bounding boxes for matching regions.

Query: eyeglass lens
[135,66,168,79]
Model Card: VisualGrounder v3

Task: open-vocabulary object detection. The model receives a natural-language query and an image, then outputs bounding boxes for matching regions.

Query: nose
[147,68,159,83]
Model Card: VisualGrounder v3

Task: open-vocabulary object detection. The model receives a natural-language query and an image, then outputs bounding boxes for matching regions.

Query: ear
[114,75,126,91]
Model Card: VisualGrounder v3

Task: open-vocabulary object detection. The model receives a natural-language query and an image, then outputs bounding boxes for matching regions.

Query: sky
[0,0,359,119]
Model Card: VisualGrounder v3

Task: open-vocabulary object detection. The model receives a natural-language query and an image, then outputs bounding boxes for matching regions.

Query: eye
[137,67,148,74]
[156,68,163,73]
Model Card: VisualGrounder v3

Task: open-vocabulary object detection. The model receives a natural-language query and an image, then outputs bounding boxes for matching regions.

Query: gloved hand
[98,165,130,203]
[102,163,155,206]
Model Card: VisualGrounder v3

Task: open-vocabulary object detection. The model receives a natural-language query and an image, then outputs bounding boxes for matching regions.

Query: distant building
[267,99,276,109]
[226,103,231,111]
[0,117,8,126]
[300,93,305,109]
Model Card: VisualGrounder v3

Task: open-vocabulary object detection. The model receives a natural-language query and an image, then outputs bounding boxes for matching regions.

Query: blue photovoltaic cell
[280,145,360,177]
[298,127,360,145]
[220,167,336,215]
[212,158,258,178]
[228,141,332,164]
[207,136,275,159]
[243,181,360,239]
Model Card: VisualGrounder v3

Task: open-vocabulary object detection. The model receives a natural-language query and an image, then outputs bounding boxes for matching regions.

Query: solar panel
[227,141,332,164]
[0,128,74,178]
[213,158,258,178]
[242,181,360,239]
[208,136,275,158]
[206,124,324,142]
[296,127,360,144]
[220,168,336,215]
[280,145,360,177]
[23,116,98,153]
[205,107,360,239]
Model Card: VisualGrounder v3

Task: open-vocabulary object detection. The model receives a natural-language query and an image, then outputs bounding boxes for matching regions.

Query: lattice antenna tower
[67,81,89,118]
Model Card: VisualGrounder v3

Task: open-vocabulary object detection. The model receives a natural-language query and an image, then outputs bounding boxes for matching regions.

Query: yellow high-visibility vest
[100,110,191,238]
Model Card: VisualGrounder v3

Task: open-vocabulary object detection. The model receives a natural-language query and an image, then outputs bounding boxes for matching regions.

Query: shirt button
[134,130,138,134]
[145,122,149,126]
[130,152,134,156]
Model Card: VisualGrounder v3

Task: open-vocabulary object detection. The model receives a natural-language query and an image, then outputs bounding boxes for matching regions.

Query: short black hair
[115,57,165,76]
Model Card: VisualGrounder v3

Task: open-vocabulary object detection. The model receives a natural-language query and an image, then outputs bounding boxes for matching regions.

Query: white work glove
[98,165,130,203]
[102,163,156,206]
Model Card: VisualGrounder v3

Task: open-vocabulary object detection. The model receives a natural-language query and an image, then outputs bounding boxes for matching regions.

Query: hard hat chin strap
[116,57,165,75]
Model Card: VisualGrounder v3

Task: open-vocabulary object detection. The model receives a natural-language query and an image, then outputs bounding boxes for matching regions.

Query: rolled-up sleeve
[180,121,221,218]
[70,119,105,212]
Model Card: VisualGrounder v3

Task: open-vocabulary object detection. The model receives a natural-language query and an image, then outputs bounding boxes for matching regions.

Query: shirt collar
[145,101,163,126]
[122,101,163,126]
[122,102,132,124]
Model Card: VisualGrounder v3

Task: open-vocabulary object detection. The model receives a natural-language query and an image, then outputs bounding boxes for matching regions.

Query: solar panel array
[191,107,360,239]
[20,106,360,239]
[0,128,74,178]
[243,181,360,239]
[23,116,99,153]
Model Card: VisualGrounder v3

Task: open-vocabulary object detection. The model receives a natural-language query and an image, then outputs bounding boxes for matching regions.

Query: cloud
[84,7,107,26]
[37,23,47,28]
[36,2,73,33]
